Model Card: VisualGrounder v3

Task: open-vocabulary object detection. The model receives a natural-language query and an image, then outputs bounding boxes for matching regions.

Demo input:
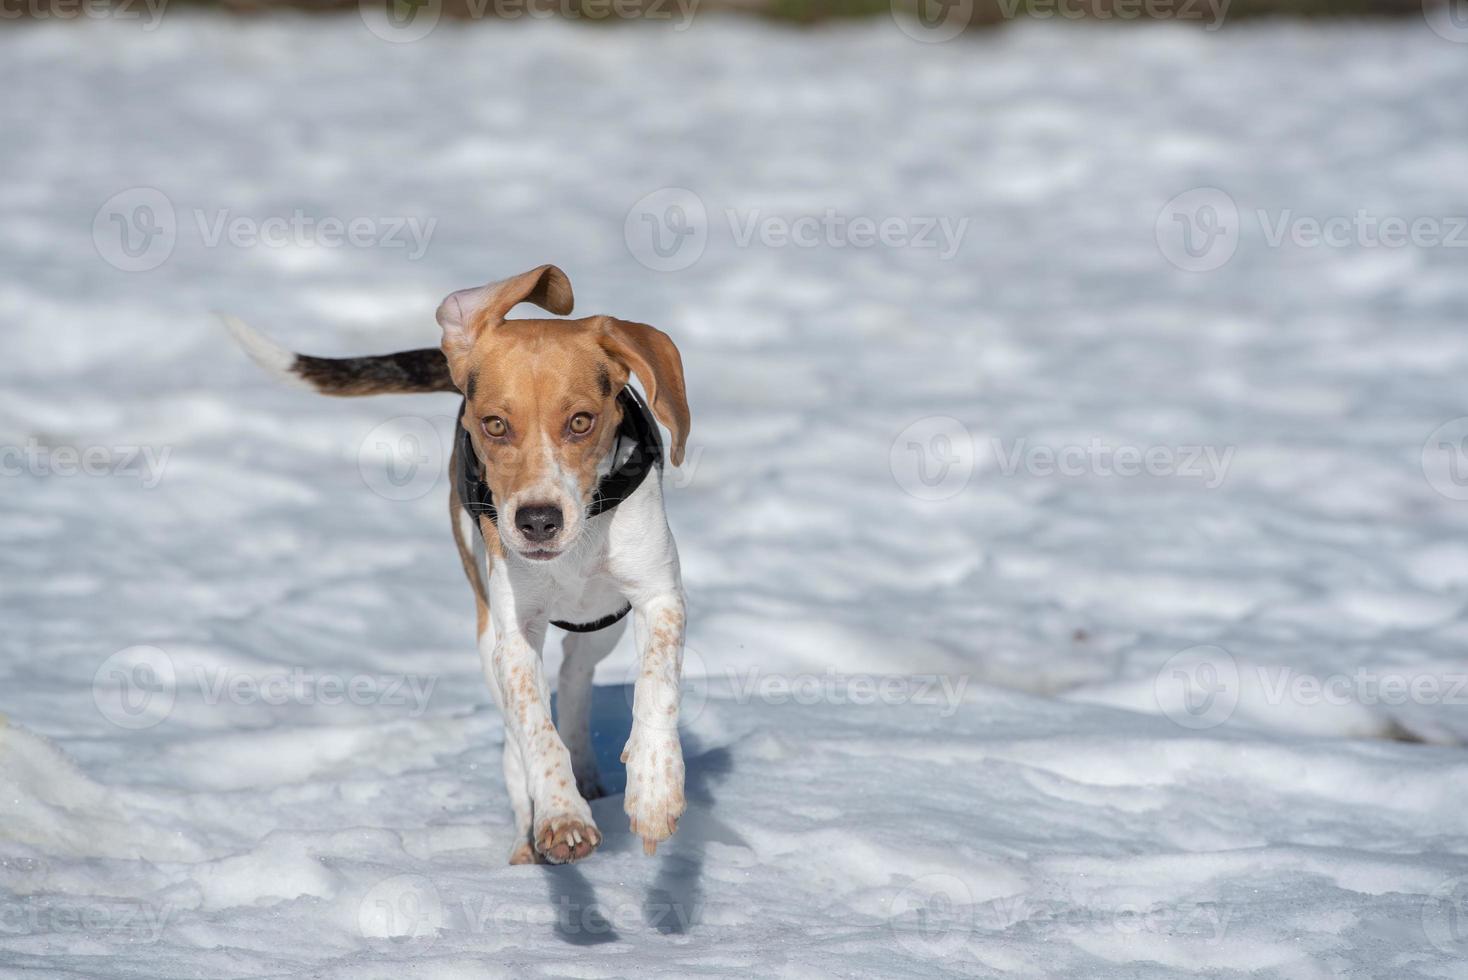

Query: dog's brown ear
[596,317,690,466]
[436,265,574,377]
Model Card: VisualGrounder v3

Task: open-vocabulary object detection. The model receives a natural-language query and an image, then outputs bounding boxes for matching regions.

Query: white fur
[219,315,313,390]
[474,461,686,862]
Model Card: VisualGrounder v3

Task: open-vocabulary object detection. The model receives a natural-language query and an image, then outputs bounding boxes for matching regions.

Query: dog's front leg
[622,592,687,855]
[485,620,601,864]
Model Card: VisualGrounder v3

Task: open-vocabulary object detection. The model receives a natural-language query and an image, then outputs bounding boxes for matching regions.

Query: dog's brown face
[439,266,688,561]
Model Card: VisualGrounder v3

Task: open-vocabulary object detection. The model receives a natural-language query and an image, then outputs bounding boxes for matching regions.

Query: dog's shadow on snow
[540,683,736,943]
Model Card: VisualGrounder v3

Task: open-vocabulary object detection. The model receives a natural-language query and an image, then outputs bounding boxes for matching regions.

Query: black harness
[456,387,663,633]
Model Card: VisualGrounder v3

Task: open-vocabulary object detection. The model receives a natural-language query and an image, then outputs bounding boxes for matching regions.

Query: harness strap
[457,387,663,634]
[551,604,632,633]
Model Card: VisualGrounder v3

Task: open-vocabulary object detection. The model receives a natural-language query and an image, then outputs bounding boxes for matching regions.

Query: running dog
[225,265,689,864]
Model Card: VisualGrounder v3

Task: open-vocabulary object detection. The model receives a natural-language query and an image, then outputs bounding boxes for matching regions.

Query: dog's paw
[622,733,686,856]
[533,813,602,864]
[508,839,545,865]
[577,775,607,801]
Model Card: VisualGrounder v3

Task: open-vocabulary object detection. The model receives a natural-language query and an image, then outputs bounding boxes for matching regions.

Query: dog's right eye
[483,416,509,439]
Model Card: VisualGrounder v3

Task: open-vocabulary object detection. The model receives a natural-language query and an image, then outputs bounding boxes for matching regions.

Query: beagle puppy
[225,265,689,864]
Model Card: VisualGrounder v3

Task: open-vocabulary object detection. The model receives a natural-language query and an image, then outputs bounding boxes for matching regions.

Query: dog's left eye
[568,413,594,435]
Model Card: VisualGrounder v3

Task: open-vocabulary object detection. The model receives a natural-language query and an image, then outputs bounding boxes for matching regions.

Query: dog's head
[438,265,689,561]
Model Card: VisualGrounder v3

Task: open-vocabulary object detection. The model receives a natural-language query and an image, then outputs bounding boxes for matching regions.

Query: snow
[2,13,1468,978]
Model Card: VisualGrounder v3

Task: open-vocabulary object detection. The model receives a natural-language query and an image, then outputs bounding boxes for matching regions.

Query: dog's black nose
[517,504,563,543]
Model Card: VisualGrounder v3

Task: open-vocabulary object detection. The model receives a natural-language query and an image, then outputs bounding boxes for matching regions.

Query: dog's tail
[222,315,457,397]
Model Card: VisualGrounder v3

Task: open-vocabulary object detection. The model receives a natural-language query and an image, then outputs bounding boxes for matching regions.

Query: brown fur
[438,266,690,537]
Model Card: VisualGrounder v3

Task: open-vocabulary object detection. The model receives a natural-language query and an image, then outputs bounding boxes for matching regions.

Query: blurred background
[2,3,1467,977]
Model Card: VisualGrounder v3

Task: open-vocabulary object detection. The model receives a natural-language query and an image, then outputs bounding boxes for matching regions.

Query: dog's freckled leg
[557,618,626,801]
[623,595,687,856]
[477,618,542,865]
[491,627,601,864]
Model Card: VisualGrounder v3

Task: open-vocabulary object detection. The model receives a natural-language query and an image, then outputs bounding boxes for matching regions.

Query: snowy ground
[2,13,1468,978]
